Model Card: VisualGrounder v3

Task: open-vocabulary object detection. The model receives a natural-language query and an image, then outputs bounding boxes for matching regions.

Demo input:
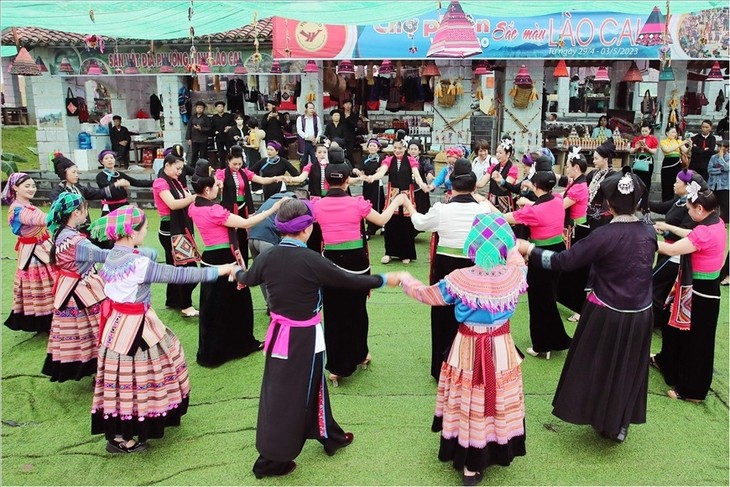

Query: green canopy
[0,1,722,40]
[1,45,18,57]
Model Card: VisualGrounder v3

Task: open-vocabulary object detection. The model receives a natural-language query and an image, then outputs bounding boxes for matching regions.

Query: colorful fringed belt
[458,321,511,417]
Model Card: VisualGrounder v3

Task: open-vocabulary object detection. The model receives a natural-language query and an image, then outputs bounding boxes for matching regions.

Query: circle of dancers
[3,131,727,486]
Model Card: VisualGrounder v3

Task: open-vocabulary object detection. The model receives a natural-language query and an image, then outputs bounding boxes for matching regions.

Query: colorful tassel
[529,89,539,102]
[509,85,517,98]
[447,80,456,96]
[455,78,463,95]
[435,80,443,98]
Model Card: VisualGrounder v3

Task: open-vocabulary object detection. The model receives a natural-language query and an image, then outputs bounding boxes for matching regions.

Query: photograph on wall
[36,109,65,128]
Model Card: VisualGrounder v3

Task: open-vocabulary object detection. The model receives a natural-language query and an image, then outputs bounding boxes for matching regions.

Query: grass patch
[2,208,728,485]
[1,126,40,176]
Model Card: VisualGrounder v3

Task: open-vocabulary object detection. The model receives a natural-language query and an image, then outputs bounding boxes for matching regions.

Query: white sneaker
[380,255,391,264]
[402,259,411,264]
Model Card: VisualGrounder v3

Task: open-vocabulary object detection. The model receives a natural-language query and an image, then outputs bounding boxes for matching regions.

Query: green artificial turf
[2,208,728,486]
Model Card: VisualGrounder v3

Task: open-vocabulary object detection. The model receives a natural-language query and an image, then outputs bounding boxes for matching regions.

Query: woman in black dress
[408,138,435,214]
[368,139,429,263]
[96,150,153,216]
[519,167,656,442]
[188,159,284,367]
[234,199,402,479]
[250,141,300,200]
[356,138,386,237]
[649,169,707,329]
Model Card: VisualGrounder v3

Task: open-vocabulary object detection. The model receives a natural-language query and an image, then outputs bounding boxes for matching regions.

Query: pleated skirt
[42,298,101,382]
[433,324,526,473]
[91,311,190,442]
[5,241,55,333]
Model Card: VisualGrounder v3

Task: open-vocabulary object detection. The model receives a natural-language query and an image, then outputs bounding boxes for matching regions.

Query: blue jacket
[707,153,729,191]
[432,166,453,191]
[248,192,294,245]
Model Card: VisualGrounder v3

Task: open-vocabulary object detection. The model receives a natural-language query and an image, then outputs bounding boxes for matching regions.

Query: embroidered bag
[66,88,80,116]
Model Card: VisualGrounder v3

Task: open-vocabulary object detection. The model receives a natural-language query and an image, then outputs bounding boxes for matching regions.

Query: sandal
[667,389,702,404]
[181,308,199,318]
[106,440,149,454]
[649,354,660,371]
[360,354,372,370]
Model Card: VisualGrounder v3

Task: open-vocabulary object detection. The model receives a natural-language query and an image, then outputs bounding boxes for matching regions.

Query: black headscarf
[52,154,76,180]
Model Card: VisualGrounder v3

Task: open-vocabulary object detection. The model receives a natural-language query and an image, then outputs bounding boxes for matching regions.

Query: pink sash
[265,311,321,359]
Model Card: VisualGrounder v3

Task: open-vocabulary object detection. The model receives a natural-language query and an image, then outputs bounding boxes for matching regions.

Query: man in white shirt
[296,102,323,169]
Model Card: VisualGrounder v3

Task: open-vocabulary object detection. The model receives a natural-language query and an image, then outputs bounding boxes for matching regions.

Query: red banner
[272,17,357,59]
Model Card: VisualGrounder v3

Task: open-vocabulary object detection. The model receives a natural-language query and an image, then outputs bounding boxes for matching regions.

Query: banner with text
[273,7,728,60]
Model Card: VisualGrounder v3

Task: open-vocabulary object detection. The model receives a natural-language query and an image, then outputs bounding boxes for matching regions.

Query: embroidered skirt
[432,323,526,473]
[5,240,56,333]
[91,309,190,442]
[41,298,101,382]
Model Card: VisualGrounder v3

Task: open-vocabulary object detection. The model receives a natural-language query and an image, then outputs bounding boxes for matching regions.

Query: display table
[551,147,631,175]
[132,140,164,167]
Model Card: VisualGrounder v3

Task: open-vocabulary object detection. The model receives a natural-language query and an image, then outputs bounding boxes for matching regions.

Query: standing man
[690,119,716,180]
[261,100,285,155]
[211,101,234,169]
[341,99,359,160]
[296,102,322,170]
[109,115,131,168]
[186,101,211,167]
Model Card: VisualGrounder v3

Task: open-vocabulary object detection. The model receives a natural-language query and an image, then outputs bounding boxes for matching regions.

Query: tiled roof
[1,18,272,48]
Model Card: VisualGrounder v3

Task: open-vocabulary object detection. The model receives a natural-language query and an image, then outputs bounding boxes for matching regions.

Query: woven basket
[513,86,532,109]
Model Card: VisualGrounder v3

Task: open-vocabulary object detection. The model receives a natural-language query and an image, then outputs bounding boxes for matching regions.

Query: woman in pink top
[504,170,571,359]
[313,162,406,386]
[215,145,283,264]
[652,188,728,403]
[189,160,284,367]
[152,154,199,317]
[556,148,590,322]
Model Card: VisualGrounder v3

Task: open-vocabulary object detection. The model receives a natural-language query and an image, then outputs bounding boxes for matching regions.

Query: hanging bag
[78,97,89,123]
[632,153,652,172]
[66,88,80,116]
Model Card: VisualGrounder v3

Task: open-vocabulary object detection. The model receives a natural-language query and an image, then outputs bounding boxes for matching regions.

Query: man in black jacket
[690,119,716,180]
[260,100,285,155]
[186,101,211,167]
[109,115,132,168]
[211,101,234,168]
